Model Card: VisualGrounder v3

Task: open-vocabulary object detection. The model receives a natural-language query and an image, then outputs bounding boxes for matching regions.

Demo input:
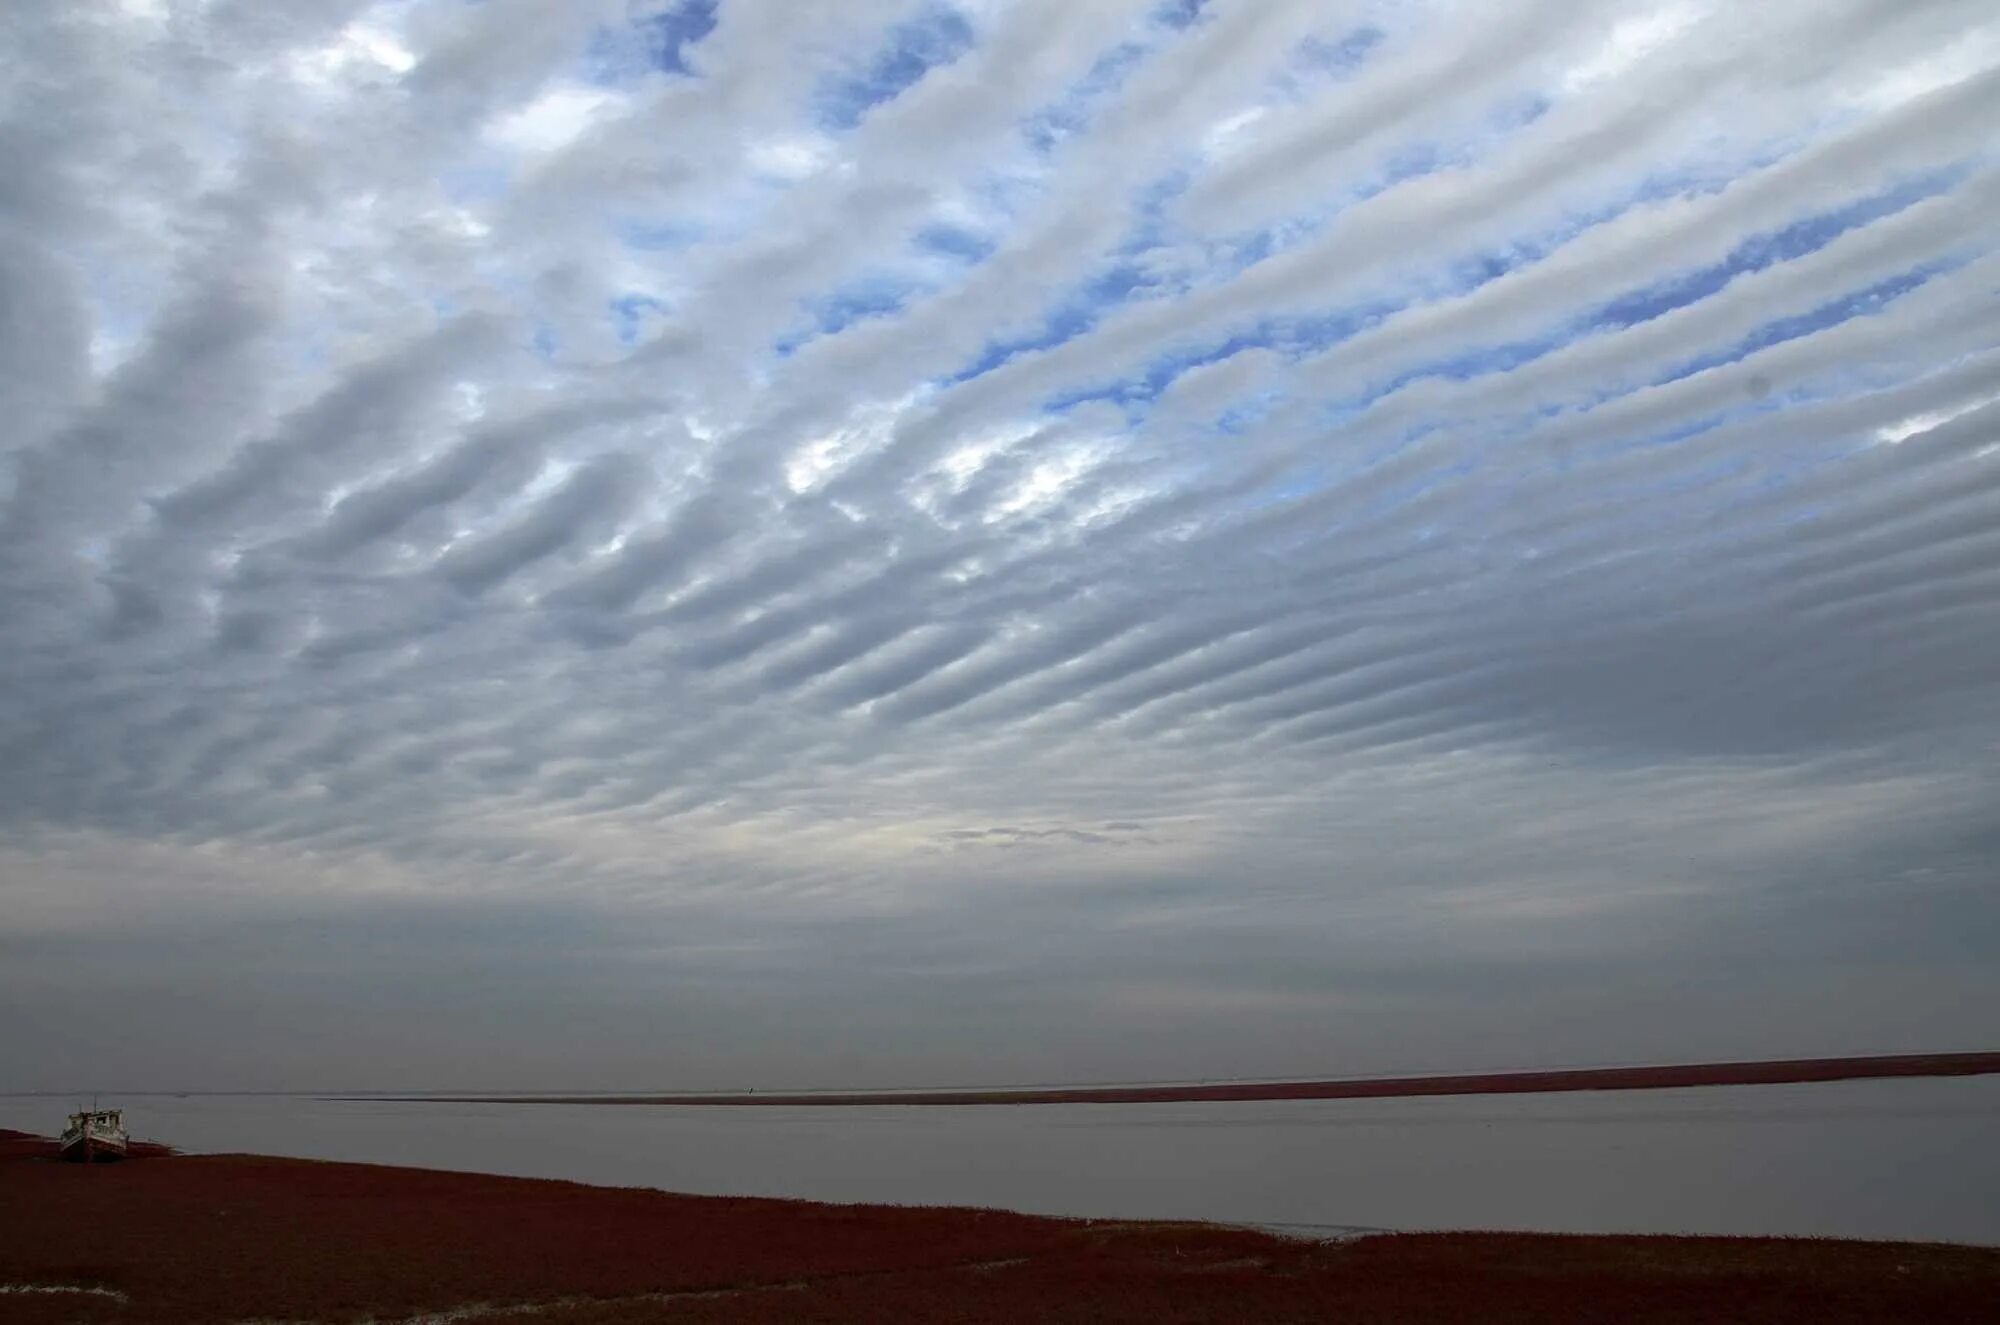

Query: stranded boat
[59,1108,129,1163]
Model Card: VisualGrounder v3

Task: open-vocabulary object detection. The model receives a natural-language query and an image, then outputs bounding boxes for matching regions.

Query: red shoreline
[378,1050,2000,1107]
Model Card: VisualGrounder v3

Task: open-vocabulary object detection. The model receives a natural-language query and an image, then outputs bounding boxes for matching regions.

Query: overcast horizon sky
[3,0,1998,1094]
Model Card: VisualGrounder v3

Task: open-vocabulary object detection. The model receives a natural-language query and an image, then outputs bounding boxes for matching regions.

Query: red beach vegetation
[4,1128,1996,1323]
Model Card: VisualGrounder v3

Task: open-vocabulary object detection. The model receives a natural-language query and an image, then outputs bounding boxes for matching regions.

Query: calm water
[6,1076,1996,1244]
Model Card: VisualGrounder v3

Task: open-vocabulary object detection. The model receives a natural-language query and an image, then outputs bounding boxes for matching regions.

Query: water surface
[5,1076,1994,1244]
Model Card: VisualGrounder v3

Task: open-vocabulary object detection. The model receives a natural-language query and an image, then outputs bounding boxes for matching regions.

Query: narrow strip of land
[375,1050,2000,1107]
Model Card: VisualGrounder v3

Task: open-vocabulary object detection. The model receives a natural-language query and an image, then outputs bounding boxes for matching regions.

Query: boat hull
[58,1135,127,1162]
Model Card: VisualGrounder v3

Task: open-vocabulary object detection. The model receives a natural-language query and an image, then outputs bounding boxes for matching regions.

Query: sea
[5,1075,1996,1245]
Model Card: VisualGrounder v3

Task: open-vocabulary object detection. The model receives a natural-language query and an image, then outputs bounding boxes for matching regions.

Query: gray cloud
[2,0,1998,1092]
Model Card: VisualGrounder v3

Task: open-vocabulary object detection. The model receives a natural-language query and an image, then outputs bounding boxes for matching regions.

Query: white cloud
[747,135,840,182]
[1850,25,2000,110]
[487,84,625,154]
[1876,388,2000,445]
[1558,3,1703,95]
[290,19,420,87]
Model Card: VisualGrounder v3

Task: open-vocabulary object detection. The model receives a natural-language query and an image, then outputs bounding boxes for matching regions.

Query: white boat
[59,1108,129,1163]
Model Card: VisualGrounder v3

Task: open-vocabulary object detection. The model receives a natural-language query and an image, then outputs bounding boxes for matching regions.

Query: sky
[2,0,1998,1094]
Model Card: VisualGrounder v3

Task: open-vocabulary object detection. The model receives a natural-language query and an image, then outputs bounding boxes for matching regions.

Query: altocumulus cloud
[2,0,1998,1091]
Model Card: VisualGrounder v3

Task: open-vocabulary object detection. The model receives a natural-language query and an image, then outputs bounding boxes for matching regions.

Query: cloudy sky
[3,0,1998,1093]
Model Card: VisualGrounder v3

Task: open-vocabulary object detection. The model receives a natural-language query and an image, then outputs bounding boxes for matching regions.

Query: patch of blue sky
[1246,160,1961,415]
[1019,282,1376,425]
[976,103,1691,421]
[1655,258,1963,387]
[1296,25,1385,77]
[609,295,670,346]
[1045,285,1410,418]
[1271,300,1404,359]
[585,0,719,84]
[1560,378,1883,517]
[1640,131,1812,207]
[1021,40,1148,155]
[1151,0,1209,31]
[1451,145,1798,308]
[1071,263,1156,317]
[1605,408,1741,461]
[1255,24,1387,109]
[775,274,928,355]
[950,252,1185,386]
[1491,90,1553,132]
[1588,164,1967,333]
[1381,137,1474,192]
[815,5,975,133]
[945,163,1052,237]
[1020,0,1250,157]
[1212,389,1288,436]
[1210,225,1281,272]
[913,223,995,264]
[1056,306,1404,436]
[614,218,705,251]
[1027,294,1408,422]
[1431,335,1570,388]
[1192,128,1483,286]
[1109,169,1195,262]
[639,0,719,74]
[950,155,1350,396]
[1036,356,1203,415]
[1443,249,1530,292]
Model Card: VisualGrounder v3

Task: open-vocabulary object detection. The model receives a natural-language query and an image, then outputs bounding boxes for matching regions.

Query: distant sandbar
[375,1050,2000,1107]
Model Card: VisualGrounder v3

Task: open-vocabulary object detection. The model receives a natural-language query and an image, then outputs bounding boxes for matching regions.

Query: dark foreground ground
[3,1130,1995,1324]
[395,1050,2000,1106]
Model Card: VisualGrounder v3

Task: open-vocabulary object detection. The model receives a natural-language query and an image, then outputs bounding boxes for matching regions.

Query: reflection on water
[3,1076,1994,1244]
